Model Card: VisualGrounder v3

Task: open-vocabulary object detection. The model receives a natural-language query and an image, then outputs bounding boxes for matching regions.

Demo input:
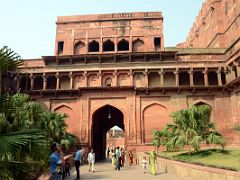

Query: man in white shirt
[87,149,95,173]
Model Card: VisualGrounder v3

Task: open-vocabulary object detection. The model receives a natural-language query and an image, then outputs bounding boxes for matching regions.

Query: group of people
[108,147,125,170]
[50,143,71,180]
[50,143,158,180]
[50,143,95,180]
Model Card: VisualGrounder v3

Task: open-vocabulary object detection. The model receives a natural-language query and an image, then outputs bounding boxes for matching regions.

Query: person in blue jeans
[74,145,81,180]
[50,143,63,180]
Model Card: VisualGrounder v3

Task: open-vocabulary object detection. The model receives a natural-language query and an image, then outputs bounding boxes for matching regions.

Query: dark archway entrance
[92,105,124,161]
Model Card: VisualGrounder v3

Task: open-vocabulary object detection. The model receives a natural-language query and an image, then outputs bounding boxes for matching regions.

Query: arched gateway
[92,105,124,161]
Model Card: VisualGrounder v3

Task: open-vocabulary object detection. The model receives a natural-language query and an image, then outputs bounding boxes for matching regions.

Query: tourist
[148,151,157,175]
[50,143,63,180]
[87,149,95,172]
[74,145,81,180]
[142,156,147,173]
[128,150,134,166]
[115,147,121,171]
[111,149,116,169]
[119,148,122,167]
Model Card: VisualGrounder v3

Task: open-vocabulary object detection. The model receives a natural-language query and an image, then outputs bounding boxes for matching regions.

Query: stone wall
[179,0,240,48]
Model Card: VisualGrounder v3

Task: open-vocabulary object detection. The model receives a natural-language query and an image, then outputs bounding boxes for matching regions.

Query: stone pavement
[66,160,191,180]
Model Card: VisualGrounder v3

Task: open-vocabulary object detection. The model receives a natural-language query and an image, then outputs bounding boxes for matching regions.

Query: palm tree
[0,129,46,180]
[155,105,225,152]
[0,46,22,94]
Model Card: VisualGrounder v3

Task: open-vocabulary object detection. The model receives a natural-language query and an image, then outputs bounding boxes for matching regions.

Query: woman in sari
[148,151,157,175]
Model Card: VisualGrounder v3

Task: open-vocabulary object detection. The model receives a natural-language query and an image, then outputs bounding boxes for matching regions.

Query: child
[65,159,70,177]
[142,156,147,173]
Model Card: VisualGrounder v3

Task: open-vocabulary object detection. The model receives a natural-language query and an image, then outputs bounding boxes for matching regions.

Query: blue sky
[0,0,205,59]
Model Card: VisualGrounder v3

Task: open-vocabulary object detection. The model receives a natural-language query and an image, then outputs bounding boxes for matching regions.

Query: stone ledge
[137,152,240,180]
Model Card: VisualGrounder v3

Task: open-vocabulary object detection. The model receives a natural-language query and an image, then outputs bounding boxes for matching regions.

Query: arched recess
[133,73,145,87]
[117,74,130,86]
[103,39,115,52]
[104,78,112,87]
[92,104,124,160]
[148,72,160,87]
[143,103,170,143]
[60,75,70,89]
[33,76,43,90]
[73,75,85,89]
[88,40,99,52]
[87,74,99,87]
[54,105,74,134]
[193,101,213,122]
[19,76,31,91]
[117,39,129,51]
[133,38,144,52]
[74,41,85,54]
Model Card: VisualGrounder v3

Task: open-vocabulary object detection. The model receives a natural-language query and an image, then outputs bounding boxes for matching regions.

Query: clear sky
[0,0,205,59]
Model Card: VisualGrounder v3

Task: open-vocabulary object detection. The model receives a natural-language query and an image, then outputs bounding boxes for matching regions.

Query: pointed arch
[92,104,124,160]
[53,104,73,111]
[88,40,99,52]
[143,103,170,143]
[103,39,115,52]
[133,38,144,52]
[74,41,85,54]
[118,39,129,51]
[53,104,74,134]
[192,100,212,107]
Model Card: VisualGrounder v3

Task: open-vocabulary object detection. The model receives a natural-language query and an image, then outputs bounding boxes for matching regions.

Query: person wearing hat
[50,143,63,180]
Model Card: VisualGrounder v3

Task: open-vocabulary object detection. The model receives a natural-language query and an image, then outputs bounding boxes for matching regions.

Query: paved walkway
[66,160,191,180]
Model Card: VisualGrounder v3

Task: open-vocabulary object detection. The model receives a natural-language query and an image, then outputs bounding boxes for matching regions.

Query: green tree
[154,105,225,153]
[0,93,76,179]
[0,46,22,94]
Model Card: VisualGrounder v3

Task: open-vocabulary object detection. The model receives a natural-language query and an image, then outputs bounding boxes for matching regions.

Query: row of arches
[18,70,226,91]
[73,38,144,54]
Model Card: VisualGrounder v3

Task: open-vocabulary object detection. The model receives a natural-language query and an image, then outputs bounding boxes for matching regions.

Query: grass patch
[156,148,240,171]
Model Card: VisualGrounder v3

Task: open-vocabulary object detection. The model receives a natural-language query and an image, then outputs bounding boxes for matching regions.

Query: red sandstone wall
[55,12,164,55]
[106,138,125,148]
[179,0,240,48]
[36,90,237,150]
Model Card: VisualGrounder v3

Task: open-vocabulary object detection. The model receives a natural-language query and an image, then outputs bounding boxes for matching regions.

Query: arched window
[132,38,144,52]
[103,39,115,52]
[118,39,129,51]
[88,40,99,52]
[105,78,112,87]
[74,41,85,54]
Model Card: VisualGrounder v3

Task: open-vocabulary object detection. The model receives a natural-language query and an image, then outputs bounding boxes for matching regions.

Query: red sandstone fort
[3,0,240,160]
